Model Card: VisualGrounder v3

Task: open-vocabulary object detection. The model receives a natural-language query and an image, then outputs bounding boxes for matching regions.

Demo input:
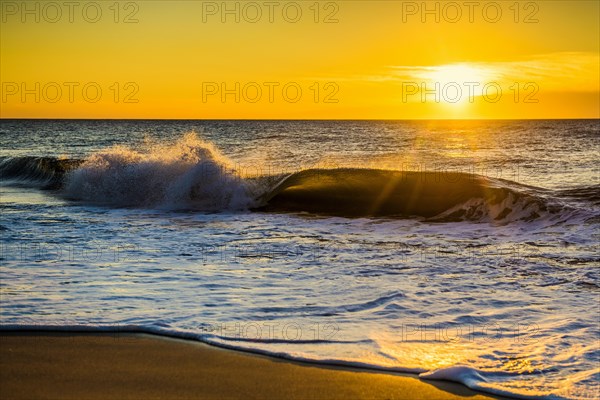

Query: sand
[0,332,502,400]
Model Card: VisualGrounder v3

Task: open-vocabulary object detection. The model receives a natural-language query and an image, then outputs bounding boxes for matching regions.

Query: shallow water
[1,119,599,399]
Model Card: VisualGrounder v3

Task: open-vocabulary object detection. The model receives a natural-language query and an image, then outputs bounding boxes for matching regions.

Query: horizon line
[1,118,598,121]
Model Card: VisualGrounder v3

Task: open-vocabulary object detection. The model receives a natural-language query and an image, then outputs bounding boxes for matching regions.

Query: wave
[0,155,81,189]
[1,134,596,222]
[259,168,578,223]
[555,185,600,206]
[63,133,256,210]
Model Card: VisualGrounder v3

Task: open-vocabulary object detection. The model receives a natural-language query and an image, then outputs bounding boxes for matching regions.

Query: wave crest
[64,133,254,210]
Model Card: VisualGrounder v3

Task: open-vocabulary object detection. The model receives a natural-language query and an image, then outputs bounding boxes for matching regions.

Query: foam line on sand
[0,332,505,400]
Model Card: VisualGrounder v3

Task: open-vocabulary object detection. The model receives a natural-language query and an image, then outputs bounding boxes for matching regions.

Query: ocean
[1,119,598,399]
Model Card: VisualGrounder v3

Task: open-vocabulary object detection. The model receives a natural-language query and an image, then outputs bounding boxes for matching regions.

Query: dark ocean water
[1,119,599,399]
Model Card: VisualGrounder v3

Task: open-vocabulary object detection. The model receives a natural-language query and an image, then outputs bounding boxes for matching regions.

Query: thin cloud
[385,52,600,92]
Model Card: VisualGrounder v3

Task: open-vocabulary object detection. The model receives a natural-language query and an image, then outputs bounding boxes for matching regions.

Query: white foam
[64,133,254,210]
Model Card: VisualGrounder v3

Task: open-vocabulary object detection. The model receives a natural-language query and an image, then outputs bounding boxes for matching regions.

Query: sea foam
[64,133,255,210]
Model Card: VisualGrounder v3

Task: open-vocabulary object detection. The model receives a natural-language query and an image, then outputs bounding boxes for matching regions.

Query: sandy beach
[0,332,502,400]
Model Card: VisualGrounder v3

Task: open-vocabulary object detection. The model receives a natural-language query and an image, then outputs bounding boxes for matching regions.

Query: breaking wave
[1,134,596,222]
[63,133,256,210]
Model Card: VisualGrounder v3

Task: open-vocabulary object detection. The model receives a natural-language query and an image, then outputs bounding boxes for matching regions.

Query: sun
[417,63,495,105]
[423,64,491,85]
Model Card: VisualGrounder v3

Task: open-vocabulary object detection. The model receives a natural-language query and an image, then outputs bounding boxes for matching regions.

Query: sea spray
[64,133,255,210]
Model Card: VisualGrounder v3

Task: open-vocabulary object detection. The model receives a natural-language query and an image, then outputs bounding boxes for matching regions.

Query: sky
[1,0,599,119]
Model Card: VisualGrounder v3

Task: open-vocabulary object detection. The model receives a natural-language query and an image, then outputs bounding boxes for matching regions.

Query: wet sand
[0,332,502,400]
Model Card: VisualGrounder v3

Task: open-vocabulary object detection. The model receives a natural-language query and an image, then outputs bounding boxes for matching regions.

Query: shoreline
[0,331,504,400]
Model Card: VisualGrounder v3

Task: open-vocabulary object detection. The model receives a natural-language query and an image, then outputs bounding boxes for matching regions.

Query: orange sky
[1,1,599,119]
